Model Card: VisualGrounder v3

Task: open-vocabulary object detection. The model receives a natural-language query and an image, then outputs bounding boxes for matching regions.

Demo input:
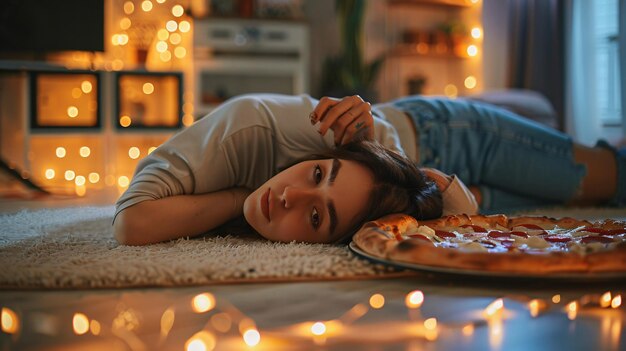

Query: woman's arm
[114,187,250,246]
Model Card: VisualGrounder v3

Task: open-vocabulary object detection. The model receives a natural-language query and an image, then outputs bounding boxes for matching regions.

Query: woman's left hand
[310,95,374,146]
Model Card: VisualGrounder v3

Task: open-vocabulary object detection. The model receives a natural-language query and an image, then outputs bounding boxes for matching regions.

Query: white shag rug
[0,206,399,289]
[2,206,626,290]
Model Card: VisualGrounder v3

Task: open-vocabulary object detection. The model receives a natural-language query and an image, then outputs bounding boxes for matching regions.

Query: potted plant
[320,0,384,102]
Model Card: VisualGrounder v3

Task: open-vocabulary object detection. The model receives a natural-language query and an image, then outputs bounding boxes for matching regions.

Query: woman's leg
[393,96,619,211]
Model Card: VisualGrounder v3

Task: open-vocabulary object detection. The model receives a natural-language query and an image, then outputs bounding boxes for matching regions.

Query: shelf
[388,0,475,9]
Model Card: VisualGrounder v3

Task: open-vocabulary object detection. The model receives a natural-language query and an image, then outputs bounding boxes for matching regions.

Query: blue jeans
[392,96,587,213]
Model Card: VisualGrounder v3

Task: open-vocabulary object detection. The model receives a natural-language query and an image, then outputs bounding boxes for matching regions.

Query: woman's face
[243,158,374,243]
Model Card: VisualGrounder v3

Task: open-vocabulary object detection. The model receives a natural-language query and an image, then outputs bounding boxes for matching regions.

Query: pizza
[352,213,626,275]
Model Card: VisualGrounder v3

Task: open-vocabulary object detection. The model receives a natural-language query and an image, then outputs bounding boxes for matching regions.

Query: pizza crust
[352,213,626,275]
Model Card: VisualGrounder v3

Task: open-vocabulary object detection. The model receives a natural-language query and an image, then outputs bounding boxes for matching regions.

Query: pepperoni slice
[435,230,456,238]
[408,234,431,242]
[580,228,626,236]
[580,236,614,244]
[460,224,487,233]
[501,240,515,248]
[509,231,529,238]
[488,231,510,239]
[544,236,572,243]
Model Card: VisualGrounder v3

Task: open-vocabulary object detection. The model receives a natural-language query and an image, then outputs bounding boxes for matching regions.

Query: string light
[81,81,92,94]
[185,331,216,351]
[567,301,578,320]
[65,170,76,181]
[166,20,178,32]
[90,320,101,335]
[369,294,385,309]
[170,33,182,45]
[123,1,134,14]
[141,0,153,12]
[484,298,504,318]
[310,322,326,336]
[192,293,216,313]
[1,307,19,334]
[73,313,89,335]
[88,172,100,183]
[179,20,191,33]
[611,295,622,309]
[172,5,184,17]
[601,292,612,308]
[158,29,170,41]
[118,176,130,188]
[75,175,86,186]
[79,146,91,157]
[467,45,478,57]
[67,106,79,118]
[120,17,132,30]
[45,169,55,179]
[120,115,132,127]
[464,75,477,89]
[552,294,561,304]
[471,27,482,39]
[143,83,155,95]
[175,47,187,58]
[242,329,261,346]
[405,290,424,308]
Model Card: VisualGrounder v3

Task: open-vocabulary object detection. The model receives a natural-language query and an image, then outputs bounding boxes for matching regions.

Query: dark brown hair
[308,140,443,243]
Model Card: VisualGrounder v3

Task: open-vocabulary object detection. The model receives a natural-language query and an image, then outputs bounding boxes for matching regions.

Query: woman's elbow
[113,210,149,246]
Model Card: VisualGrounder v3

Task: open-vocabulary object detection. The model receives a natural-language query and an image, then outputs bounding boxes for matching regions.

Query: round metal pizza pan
[349,242,626,282]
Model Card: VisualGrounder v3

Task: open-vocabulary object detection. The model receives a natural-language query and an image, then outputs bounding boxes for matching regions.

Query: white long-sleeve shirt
[115,94,477,221]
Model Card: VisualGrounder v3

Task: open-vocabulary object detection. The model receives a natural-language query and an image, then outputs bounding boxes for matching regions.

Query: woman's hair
[308,140,443,243]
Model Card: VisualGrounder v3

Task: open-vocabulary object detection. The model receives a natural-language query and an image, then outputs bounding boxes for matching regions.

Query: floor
[1,192,625,350]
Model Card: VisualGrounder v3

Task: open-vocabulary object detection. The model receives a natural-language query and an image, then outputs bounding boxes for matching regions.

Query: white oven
[193,18,309,117]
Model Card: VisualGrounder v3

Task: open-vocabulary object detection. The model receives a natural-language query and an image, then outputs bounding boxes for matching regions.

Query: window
[594,0,622,125]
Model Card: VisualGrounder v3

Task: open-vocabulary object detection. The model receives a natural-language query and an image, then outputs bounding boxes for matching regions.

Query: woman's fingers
[339,110,375,145]
[310,96,340,125]
[317,96,361,135]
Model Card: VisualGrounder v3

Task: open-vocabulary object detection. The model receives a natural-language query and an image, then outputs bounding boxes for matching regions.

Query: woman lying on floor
[113,94,624,246]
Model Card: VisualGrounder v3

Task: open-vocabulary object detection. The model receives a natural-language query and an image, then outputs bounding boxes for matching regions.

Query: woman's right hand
[310,95,375,146]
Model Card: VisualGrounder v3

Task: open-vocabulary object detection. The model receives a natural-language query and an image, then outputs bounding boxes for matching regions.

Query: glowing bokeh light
[118,176,130,188]
[129,147,141,159]
[243,329,261,347]
[166,20,178,32]
[405,290,424,308]
[79,146,91,157]
[90,320,101,335]
[120,17,132,30]
[179,20,191,33]
[143,82,155,95]
[123,1,134,14]
[185,331,216,351]
[56,147,66,158]
[444,84,458,98]
[88,172,100,183]
[311,322,326,336]
[369,293,385,309]
[45,169,55,179]
[156,41,168,53]
[75,175,86,186]
[467,45,478,57]
[601,292,612,308]
[175,47,187,58]
[141,0,153,12]
[471,27,482,39]
[191,293,216,313]
[172,5,184,17]
[612,295,622,309]
[65,170,76,181]
[67,106,79,118]
[170,33,182,45]
[1,308,19,334]
[73,313,89,335]
[81,81,92,94]
[552,294,561,304]
[424,317,437,330]
[120,115,132,127]
[464,75,477,89]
